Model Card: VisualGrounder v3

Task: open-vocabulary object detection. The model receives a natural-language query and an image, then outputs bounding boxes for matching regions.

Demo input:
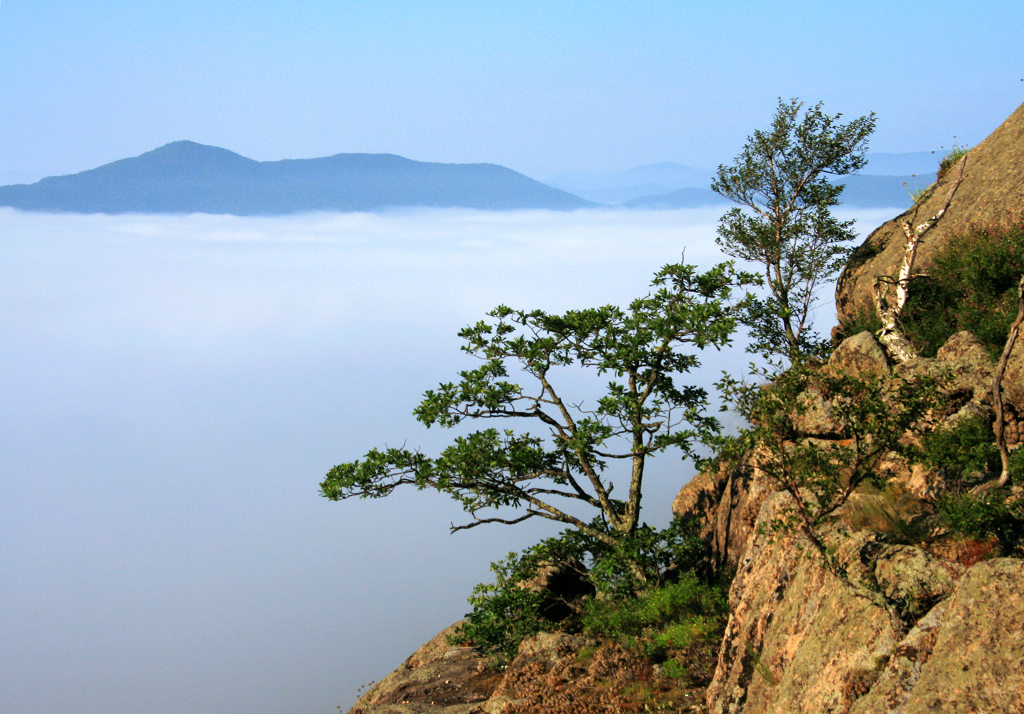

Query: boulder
[705,492,899,714]
[828,331,891,380]
[348,622,499,714]
[704,489,1024,713]
[673,458,772,571]
[849,559,1024,713]
[872,544,964,612]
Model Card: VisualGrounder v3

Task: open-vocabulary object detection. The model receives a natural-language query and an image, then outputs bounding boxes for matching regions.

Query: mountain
[0,141,594,214]
[838,103,1024,326]
[546,162,715,204]
[550,155,940,208]
[347,103,1024,714]
[623,187,726,209]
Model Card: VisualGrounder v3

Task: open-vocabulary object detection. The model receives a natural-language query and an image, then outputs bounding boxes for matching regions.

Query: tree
[321,261,753,552]
[712,98,876,359]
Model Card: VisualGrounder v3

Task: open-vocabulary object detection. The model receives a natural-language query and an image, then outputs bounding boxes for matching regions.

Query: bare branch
[450,512,536,533]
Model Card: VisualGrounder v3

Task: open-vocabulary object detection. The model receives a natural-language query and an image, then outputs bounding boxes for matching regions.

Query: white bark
[873,156,967,363]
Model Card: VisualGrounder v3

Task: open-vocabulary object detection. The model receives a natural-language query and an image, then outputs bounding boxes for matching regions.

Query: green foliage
[938,141,969,173]
[713,98,876,359]
[936,487,1024,556]
[920,413,1000,484]
[920,414,1024,556]
[904,180,932,205]
[901,220,1024,357]
[580,572,727,641]
[450,518,718,667]
[580,571,729,683]
[844,485,933,545]
[450,543,563,666]
[715,362,940,560]
[839,306,882,340]
[322,260,755,546]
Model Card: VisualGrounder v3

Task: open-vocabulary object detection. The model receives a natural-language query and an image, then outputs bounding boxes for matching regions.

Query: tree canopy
[321,261,753,547]
[713,98,876,359]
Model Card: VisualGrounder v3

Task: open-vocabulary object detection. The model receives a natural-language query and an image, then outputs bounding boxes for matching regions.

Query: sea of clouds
[0,205,899,713]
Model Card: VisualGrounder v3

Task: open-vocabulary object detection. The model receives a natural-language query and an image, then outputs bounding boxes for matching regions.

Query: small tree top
[713,98,876,359]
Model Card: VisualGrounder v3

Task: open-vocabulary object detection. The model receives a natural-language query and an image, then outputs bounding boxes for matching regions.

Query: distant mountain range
[551,152,941,209]
[621,174,934,210]
[0,143,944,215]
[0,141,594,214]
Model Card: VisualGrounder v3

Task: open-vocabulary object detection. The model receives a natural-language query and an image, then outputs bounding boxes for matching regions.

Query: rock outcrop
[349,623,499,714]
[704,491,1024,714]
[835,101,1024,328]
[673,326,1024,712]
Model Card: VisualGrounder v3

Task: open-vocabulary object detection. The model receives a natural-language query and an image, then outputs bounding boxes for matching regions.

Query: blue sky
[1,1,1022,181]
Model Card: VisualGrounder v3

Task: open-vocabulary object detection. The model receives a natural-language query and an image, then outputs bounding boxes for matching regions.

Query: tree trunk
[874,157,966,364]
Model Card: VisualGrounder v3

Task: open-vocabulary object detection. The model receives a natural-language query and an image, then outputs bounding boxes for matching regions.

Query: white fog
[0,206,899,713]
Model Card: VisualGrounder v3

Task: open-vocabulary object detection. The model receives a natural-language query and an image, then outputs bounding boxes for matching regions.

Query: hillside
[837,102,1024,326]
[0,141,594,214]
[344,103,1024,713]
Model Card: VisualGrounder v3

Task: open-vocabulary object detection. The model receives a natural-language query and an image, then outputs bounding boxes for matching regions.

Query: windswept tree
[321,261,753,550]
[713,98,876,359]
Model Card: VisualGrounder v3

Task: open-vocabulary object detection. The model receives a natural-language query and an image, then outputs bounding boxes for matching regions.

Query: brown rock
[704,487,1024,714]
[828,331,891,380]
[790,387,841,437]
[935,330,991,364]
[705,492,898,714]
[1003,346,1024,413]
[872,545,964,610]
[836,102,1024,328]
[850,559,1024,713]
[349,622,499,714]
[673,459,771,571]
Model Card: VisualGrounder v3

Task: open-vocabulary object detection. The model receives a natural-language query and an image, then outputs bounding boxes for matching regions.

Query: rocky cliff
[343,103,1024,713]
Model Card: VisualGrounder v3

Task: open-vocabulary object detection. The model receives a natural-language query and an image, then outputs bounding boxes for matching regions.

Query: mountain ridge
[0,141,594,215]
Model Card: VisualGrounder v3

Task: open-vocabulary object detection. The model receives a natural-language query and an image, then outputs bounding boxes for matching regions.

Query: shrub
[920,413,1001,484]
[922,414,1024,557]
[838,306,882,341]
[581,572,730,687]
[580,572,728,640]
[938,142,969,174]
[901,220,1024,357]
[936,487,1024,556]
[450,517,715,667]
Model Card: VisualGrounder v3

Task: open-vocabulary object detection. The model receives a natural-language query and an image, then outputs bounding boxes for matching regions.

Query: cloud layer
[0,206,897,713]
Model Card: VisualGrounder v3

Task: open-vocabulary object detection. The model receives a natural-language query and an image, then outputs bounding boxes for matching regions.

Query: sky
[0,1,1022,183]
[0,3,1022,713]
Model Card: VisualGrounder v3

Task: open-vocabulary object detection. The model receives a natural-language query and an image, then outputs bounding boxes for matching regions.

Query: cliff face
[673,325,1024,712]
[694,488,1024,713]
